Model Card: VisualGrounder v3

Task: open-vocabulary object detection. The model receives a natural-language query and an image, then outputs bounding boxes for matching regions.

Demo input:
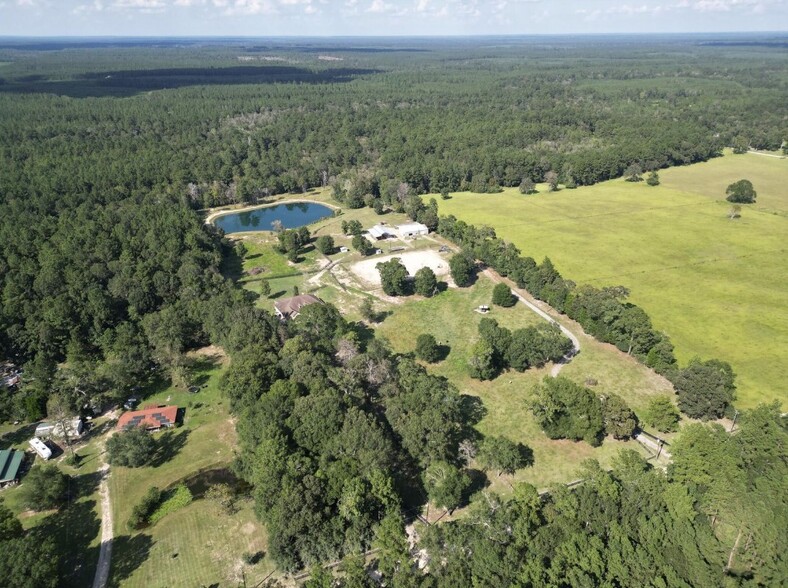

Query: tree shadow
[71,470,104,501]
[108,533,155,587]
[31,497,101,587]
[349,321,376,349]
[464,468,491,503]
[270,290,288,300]
[517,443,535,468]
[220,246,244,282]
[460,395,488,427]
[149,429,190,468]
[372,310,393,324]
[0,65,381,98]
[181,466,239,499]
[434,345,451,362]
[436,281,449,293]
[0,422,37,446]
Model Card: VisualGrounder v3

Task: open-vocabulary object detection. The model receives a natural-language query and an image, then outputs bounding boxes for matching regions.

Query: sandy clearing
[349,250,452,287]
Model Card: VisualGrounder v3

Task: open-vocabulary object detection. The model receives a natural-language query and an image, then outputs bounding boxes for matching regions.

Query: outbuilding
[35,417,84,440]
[368,224,396,240]
[0,448,24,487]
[395,222,429,238]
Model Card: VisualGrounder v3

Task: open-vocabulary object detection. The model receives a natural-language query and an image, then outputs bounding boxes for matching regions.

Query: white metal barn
[395,222,429,238]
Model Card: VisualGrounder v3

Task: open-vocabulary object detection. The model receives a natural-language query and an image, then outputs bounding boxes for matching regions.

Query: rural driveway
[92,424,117,588]
[482,269,580,376]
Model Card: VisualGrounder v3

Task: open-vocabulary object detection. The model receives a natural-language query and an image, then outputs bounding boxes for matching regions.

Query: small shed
[0,448,24,487]
[35,417,84,439]
[396,222,429,238]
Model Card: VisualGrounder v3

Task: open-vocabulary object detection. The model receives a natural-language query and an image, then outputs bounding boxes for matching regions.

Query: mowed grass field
[376,277,663,494]
[435,152,787,409]
[108,350,276,588]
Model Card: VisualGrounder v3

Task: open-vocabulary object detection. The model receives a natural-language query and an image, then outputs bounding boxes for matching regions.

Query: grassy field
[376,276,663,494]
[434,152,787,409]
[107,350,276,588]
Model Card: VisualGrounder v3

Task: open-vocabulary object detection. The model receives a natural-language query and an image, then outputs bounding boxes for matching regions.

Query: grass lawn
[108,350,276,588]
[376,276,658,494]
[433,152,788,409]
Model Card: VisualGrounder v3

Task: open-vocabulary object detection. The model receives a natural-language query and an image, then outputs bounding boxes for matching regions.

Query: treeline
[437,215,738,420]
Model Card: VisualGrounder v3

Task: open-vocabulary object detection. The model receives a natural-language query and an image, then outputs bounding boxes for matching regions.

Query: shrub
[127,486,162,530]
[149,484,193,525]
[492,283,516,307]
[415,334,442,363]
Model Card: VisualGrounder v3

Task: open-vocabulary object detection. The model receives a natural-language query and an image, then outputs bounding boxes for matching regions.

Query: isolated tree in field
[351,234,373,256]
[107,426,156,468]
[544,170,559,192]
[360,297,376,323]
[377,258,409,296]
[21,466,69,511]
[492,283,516,307]
[415,334,442,363]
[671,358,736,420]
[728,204,742,220]
[441,189,450,200]
[422,461,470,513]
[476,436,530,476]
[602,394,638,439]
[519,177,536,194]
[624,163,643,182]
[259,279,271,298]
[315,235,335,255]
[414,266,438,297]
[643,396,681,433]
[726,179,756,203]
[449,251,475,287]
[646,170,660,186]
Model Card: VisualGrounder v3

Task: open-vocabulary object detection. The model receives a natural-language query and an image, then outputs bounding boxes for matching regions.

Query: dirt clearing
[349,249,453,287]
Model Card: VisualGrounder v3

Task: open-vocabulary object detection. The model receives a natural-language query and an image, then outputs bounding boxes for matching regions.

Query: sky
[0,0,786,37]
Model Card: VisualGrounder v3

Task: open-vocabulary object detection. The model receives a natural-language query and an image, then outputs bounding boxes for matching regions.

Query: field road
[482,268,580,376]
[92,425,117,588]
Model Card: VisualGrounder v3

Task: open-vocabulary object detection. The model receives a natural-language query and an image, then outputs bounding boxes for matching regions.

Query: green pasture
[376,276,661,494]
[108,351,276,588]
[434,153,787,409]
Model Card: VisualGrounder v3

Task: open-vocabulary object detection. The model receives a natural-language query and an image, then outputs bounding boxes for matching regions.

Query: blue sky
[1,0,786,36]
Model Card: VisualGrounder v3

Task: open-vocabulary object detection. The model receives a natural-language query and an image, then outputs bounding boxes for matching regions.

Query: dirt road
[482,269,580,376]
[92,427,116,588]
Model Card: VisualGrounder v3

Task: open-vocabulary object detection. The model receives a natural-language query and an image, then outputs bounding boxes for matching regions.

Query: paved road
[482,269,581,377]
[634,433,672,462]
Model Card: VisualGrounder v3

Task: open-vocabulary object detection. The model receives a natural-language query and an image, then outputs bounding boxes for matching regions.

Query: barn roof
[0,449,23,483]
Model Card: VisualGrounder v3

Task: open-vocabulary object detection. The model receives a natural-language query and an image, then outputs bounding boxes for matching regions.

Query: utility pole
[656,438,664,459]
[730,409,740,433]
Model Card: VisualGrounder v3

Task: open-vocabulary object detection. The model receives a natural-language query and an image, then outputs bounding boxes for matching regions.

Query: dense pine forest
[0,36,786,586]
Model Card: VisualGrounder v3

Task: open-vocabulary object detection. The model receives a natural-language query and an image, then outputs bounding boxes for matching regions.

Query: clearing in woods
[434,151,788,409]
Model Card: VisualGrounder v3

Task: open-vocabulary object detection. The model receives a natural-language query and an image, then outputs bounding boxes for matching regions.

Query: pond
[213,202,335,234]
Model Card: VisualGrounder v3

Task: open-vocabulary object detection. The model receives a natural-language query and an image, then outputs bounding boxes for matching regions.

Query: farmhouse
[0,448,24,488]
[116,405,178,432]
[35,417,84,439]
[395,222,429,238]
[274,293,324,320]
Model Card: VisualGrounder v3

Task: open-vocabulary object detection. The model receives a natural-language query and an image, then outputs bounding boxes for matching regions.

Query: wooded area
[0,36,785,585]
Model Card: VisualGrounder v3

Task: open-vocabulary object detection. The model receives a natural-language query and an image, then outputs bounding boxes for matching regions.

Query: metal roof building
[0,448,24,487]
[116,405,179,432]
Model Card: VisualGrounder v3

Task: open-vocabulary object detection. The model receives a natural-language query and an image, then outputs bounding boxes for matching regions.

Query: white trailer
[29,437,52,460]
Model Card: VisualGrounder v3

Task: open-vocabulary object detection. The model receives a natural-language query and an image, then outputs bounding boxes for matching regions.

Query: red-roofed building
[116,405,179,432]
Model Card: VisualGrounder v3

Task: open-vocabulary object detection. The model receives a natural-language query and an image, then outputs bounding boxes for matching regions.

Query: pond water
[213,202,335,234]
